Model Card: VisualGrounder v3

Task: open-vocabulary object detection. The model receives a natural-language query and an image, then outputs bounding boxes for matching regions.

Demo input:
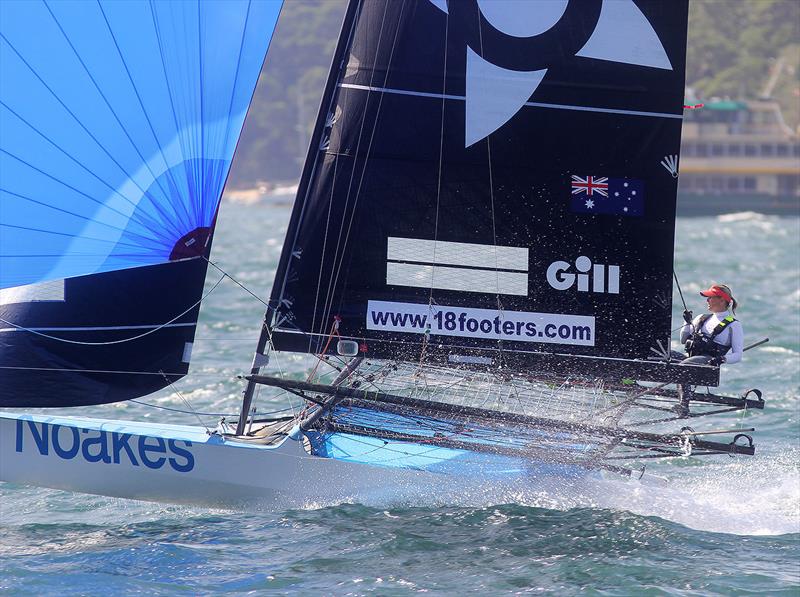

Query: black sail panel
[0,258,209,407]
[269,0,689,373]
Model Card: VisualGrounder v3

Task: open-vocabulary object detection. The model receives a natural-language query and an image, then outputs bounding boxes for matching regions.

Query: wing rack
[246,374,758,475]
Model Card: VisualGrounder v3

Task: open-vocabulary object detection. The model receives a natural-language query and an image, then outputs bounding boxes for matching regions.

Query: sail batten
[340,82,686,120]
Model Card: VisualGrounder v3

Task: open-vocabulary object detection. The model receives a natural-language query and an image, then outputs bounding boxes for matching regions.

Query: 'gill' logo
[15,419,195,473]
[547,256,619,294]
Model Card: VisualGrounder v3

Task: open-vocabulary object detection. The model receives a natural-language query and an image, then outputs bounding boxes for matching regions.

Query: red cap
[700,285,732,303]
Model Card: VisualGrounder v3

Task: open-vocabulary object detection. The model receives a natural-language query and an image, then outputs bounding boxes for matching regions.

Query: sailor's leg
[675,355,713,416]
[675,383,692,417]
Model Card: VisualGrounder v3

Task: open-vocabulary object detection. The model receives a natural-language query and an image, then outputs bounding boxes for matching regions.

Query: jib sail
[0,0,283,406]
[267,0,690,376]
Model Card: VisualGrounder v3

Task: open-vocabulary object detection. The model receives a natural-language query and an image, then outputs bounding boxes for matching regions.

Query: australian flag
[570,175,645,216]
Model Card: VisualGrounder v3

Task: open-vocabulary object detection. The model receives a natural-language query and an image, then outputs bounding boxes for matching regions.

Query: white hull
[0,412,564,509]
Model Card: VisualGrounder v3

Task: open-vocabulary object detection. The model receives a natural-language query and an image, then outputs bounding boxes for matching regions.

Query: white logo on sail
[386,237,528,296]
[547,256,620,294]
[661,154,679,177]
[427,0,674,147]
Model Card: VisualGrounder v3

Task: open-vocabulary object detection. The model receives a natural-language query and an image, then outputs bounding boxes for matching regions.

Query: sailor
[674,283,743,417]
[680,283,744,366]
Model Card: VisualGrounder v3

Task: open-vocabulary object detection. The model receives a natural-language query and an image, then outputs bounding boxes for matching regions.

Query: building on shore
[678,99,799,216]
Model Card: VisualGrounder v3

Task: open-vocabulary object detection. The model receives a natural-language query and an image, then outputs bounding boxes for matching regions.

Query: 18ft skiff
[0,0,763,509]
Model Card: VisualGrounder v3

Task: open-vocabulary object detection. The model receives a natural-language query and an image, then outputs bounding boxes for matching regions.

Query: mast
[237,0,362,434]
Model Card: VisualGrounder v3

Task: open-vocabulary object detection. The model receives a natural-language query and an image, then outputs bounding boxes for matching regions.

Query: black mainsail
[260,0,710,385]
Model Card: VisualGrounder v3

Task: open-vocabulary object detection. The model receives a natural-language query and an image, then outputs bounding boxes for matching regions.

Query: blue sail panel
[0,0,282,290]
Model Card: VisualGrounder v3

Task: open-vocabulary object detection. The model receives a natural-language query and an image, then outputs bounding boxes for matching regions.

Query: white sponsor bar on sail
[386,237,529,295]
[387,237,528,270]
[387,263,528,296]
[367,300,595,346]
[0,279,65,305]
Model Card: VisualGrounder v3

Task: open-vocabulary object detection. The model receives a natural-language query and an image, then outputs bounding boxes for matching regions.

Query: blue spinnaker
[0,0,282,289]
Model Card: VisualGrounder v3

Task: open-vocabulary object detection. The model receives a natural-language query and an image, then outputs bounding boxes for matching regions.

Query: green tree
[688,0,799,125]
[228,0,346,187]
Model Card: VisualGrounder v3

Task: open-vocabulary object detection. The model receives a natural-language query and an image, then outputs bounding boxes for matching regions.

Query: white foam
[716,211,768,223]
[761,345,798,356]
[301,453,800,537]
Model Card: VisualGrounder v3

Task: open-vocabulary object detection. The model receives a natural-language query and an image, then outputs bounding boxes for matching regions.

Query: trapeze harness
[684,314,736,359]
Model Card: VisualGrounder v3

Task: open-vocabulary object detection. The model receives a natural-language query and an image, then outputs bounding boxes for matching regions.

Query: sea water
[1,204,798,595]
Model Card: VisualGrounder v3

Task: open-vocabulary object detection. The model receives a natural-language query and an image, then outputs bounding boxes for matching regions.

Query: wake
[306,449,800,537]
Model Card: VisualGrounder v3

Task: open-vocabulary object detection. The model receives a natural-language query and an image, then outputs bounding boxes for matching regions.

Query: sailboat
[0,0,764,509]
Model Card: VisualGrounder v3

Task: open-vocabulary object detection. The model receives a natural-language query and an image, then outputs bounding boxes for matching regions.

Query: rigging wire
[156,370,212,433]
[315,2,394,335]
[428,3,449,308]
[417,3,450,375]
[475,14,506,366]
[204,256,269,307]
[673,270,689,312]
[308,113,340,342]
[297,9,366,347]
[321,0,407,335]
[127,398,296,418]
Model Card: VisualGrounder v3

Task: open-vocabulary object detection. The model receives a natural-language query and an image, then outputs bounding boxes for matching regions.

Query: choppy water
[1,204,798,595]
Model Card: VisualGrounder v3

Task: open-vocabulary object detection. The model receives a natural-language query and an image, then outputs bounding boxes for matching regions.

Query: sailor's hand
[708,356,725,366]
[682,310,693,324]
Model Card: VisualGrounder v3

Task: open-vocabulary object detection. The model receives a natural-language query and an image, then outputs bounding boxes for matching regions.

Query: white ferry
[679,98,800,215]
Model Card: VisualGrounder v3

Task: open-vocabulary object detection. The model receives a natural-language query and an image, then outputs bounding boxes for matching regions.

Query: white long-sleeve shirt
[680,311,744,364]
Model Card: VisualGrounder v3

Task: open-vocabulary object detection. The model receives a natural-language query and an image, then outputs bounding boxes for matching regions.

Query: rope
[0,273,225,345]
[128,398,296,418]
[306,316,341,383]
